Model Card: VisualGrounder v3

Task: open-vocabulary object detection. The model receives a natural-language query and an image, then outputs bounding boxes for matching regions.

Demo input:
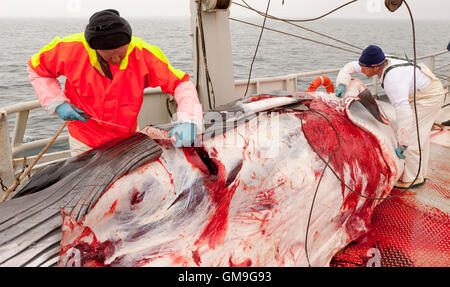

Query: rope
[243,0,271,97]
[234,1,363,51]
[197,0,216,109]
[262,0,359,23]
[302,0,424,266]
[0,178,7,192]
[234,0,425,266]
[299,108,341,267]
[0,122,67,202]
[401,0,423,193]
[229,17,361,55]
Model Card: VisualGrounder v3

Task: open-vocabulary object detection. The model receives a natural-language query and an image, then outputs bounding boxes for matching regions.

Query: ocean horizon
[0,17,448,154]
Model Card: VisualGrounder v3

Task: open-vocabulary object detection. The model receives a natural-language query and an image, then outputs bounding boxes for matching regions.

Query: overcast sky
[0,0,449,20]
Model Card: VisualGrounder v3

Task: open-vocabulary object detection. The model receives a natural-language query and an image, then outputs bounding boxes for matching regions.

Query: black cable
[197,0,216,109]
[197,6,212,109]
[300,106,415,200]
[236,0,426,266]
[302,1,424,201]
[302,0,427,267]
[195,23,200,92]
[235,0,358,267]
[243,0,271,98]
[262,0,359,23]
[296,0,424,267]
[400,0,422,193]
[299,107,341,267]
[235,1,363,51]
[229,18,361,55]
[166,97,173,118]
[237,0,402,200]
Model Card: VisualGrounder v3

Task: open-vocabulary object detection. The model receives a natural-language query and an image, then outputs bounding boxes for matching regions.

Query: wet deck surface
[331,135,450,267]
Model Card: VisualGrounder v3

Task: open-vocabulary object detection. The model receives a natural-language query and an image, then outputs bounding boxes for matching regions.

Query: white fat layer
[60,81,394,267]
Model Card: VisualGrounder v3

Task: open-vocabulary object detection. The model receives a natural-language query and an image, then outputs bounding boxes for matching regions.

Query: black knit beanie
[85,9,132,50]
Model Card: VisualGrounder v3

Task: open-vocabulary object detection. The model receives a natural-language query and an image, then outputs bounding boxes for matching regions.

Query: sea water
[0,17,448,154]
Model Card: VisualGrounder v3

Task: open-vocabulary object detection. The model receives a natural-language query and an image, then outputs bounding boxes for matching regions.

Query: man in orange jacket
[28,9,203,156]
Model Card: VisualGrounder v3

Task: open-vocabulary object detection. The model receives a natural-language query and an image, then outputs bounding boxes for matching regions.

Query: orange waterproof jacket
[28,33,189,147]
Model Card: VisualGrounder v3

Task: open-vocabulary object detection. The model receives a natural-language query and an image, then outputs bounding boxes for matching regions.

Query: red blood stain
[130,188,144,205]
[71,240,115,267]
[198,183,239,249]
[60,210,120,267]
[229,256,252,267]
[183,147,239,249]
[133,251,166,267]
[248,95,277,102]
[331,192,450,267]
[192,250,202,266]
[257,212,271,235]
[157,159,174,185]
[299,101,392,241]
[252,189,276,221]
[183,148,211,175]
[171,253,187,266]
[198,160,239,249]
[60,222,116,267]
[104,200,118,218]
[211,147,219,158]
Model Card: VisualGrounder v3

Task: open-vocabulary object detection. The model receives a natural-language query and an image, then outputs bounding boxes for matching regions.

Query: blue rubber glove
[395,145,407,159]
[168,122,196,147]
[55,103,87,122]
[335,84,346,98]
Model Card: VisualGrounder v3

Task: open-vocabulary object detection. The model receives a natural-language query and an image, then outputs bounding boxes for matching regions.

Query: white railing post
[0,110,15,194]
[12,110,29,147]
[429,56,435,71]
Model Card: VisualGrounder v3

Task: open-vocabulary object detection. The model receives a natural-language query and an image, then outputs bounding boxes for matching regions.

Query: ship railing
[0,87,166,193]
[235,50,449,98]
[0,50,448,195]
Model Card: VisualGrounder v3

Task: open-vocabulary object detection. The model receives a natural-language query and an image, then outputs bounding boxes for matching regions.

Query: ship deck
[331,103,450,267]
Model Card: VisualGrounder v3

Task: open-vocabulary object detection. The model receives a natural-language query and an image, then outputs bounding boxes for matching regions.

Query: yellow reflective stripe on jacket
[31,33,101,71]
[31,34,185,80]
[128,36,186,80]
[31,36,62,68]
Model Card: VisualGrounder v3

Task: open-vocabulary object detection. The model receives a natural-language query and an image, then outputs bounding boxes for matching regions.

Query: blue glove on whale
[335,84,346,98]
[168,122,196,147]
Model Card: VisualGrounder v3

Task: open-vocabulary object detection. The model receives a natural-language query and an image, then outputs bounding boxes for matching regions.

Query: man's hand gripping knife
[55,103,88,123]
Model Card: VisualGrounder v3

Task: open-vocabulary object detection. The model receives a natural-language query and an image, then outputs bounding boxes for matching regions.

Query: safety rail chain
[0,50,449,195]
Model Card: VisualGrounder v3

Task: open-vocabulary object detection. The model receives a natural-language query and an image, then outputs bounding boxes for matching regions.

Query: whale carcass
[0,79,403,267]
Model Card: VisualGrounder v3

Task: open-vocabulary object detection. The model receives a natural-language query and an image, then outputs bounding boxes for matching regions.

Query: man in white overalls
[334,45,445,189]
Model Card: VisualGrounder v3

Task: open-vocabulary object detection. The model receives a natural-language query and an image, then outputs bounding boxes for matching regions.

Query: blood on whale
[299,101,391,240]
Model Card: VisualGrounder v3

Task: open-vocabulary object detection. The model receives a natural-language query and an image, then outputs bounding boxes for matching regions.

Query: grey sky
[0,0,449,20]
